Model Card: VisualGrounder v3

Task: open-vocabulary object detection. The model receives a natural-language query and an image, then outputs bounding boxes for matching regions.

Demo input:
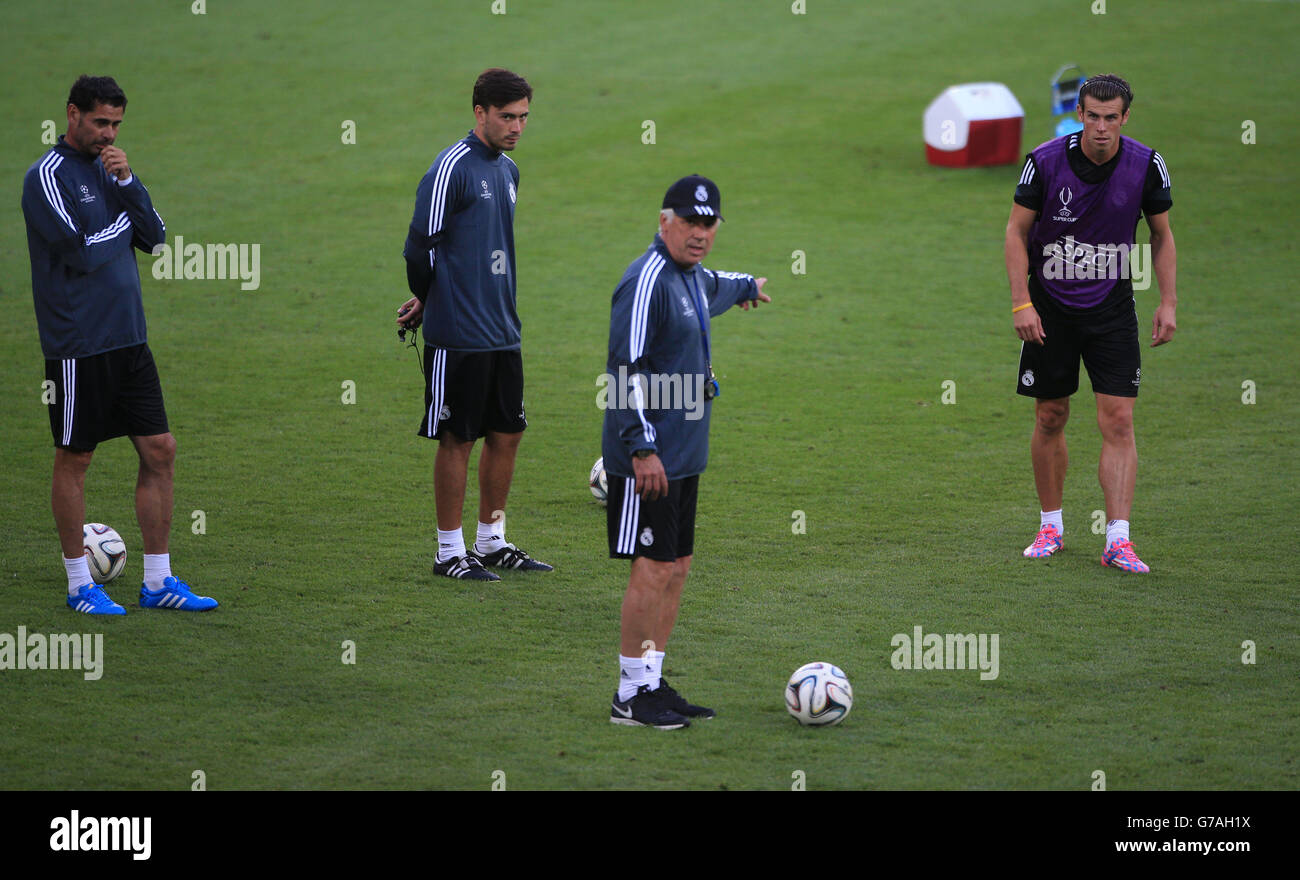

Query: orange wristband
[1012,303,1033,314]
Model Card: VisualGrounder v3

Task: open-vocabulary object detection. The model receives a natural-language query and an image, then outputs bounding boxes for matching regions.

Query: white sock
[1041,509,1063,534]
[618,654,648,702]
[646,650,665,691]
[475,518,506,555]
[1106,519,1130,548]
[143,553,172,591]
[65,556,93,594]
[437,528,466,563]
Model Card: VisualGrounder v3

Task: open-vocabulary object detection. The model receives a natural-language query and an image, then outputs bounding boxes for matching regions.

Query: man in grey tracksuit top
[22,75,217,615]
[397,68,551,581]
[604,174,770,729]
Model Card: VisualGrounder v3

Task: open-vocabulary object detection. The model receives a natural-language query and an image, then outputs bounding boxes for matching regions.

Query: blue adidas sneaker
[67,583,126,616]
[139,576,219,611]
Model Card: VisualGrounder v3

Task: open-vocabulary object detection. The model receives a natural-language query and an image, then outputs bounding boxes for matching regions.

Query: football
[83,523,127,583]
[589,457,607,505]
[785,661,853,727]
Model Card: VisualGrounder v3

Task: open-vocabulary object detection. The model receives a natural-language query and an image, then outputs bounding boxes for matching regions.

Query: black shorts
[45,343,170,452]
[1016,294,1141,399]
[606,473,698,562]
[418,347,527,442]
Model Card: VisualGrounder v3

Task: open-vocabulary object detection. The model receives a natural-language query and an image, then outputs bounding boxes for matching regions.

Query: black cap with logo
[662,174,724,221]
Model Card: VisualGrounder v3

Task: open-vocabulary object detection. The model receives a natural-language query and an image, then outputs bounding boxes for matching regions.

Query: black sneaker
[610,684,690,729]
[472,543,554,572]
[657,677,716,719]
[433,555,501,581]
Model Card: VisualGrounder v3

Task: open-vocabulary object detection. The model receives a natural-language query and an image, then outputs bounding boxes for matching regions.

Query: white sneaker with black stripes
[433,554,500,581]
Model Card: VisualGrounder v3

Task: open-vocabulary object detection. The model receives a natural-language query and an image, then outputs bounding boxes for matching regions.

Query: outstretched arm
[738,277,770,311]
[702,268,769,315]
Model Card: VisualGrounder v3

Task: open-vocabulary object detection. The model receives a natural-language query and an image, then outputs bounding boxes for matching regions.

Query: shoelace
[496,546,531,566]
[644,685,679,711]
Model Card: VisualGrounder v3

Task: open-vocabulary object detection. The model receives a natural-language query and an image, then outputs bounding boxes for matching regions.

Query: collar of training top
[652,234,704,275]
[54,135,97,163]
[464,129,504,158]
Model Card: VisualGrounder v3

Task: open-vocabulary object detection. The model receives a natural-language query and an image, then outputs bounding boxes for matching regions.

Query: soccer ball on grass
[785,661,852,726]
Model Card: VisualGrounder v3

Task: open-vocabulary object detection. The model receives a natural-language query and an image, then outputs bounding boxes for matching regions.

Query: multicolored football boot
[1101,540,1150,573]
[1022,524,1063,558]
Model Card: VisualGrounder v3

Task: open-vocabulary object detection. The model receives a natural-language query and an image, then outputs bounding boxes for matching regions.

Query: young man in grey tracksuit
[398,68,552,582]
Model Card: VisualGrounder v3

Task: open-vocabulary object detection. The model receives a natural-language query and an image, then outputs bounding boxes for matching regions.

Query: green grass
[0,0,1296,789]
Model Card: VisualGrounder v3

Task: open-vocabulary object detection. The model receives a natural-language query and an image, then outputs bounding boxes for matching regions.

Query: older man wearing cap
[602,175,771,729]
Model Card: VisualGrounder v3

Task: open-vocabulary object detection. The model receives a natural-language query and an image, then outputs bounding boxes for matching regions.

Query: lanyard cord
[684,270,710,368]
[685,269,720,399]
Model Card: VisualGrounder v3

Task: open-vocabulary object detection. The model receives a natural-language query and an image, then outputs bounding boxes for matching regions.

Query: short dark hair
[67,75,127,112]
[472,68,532,111]
[1078,73,1132,114]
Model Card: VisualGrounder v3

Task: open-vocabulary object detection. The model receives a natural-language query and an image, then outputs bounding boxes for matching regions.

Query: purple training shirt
[1028,135,1153,309]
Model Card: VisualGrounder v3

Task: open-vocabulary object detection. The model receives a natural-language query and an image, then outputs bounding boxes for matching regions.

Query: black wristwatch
[633,449,654,459]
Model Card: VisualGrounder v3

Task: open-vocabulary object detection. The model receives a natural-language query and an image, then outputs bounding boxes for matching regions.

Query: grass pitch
[0,0,1296,790]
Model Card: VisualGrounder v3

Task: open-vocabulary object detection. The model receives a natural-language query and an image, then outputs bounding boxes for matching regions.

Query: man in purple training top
[1004,74,1178,573]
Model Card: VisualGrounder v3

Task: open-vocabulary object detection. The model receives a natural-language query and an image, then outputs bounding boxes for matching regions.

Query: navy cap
[662,174,724,221]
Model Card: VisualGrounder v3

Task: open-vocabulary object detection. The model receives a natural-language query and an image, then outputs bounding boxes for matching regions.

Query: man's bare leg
[53,448,94,559]
[131,432,175,555]
[1031,397,1070,512]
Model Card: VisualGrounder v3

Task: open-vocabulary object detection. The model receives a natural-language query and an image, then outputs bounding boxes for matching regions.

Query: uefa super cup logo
[1057,186,1073,218]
